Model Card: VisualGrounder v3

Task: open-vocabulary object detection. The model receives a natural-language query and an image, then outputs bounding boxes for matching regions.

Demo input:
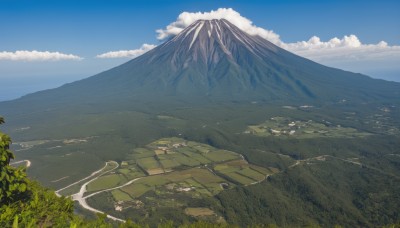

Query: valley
[5,101,400,226]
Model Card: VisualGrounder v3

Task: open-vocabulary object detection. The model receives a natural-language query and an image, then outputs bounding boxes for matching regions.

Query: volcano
[1,19,400,114]
[2,19,400,228]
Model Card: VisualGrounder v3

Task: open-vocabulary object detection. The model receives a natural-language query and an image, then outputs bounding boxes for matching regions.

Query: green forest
[1,116,226,228]
[2,110,400,228]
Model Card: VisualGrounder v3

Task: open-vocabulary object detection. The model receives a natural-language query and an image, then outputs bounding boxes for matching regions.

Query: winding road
[83,177,141,200]
[56,161,134,222]
[70,161,124,222]
[55,161,117,196]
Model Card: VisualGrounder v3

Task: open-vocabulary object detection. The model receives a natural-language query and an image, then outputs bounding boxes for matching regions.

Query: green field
[203,150,240,162]
[158,158,180,169]
[213,159,271,185]
[87,174,127,192]
[82,138,274,206]
[111,189,133,201]
[124,137,244,176]
[238,168,265,181]
[222,172,255,185]
[120,183,152,198]
[246,117,372,138]
[130,148,155,159]
[136,157,160,170]
[118,167,226,200]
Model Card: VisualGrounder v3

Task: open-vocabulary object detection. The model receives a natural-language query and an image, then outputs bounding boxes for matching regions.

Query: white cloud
[156,8,400,66]
[283,35,400,63]
[156,8,281,44]
[0,50,82,61]
[96,44,156,59]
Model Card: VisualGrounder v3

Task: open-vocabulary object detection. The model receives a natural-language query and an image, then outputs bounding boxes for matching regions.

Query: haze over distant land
[0,1,399,101]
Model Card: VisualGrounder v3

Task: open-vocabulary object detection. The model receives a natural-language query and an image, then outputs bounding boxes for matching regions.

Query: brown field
[154,149,165,155]
[146,168,164,175]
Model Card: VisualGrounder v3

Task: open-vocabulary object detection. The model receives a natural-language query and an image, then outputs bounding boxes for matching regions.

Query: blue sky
[1,0,399,101]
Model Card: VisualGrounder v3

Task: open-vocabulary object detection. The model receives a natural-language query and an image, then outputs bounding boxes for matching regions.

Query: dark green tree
[0,117,29,204]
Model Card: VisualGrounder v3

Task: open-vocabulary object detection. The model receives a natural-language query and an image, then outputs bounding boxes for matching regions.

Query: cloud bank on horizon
[0,50,82,61]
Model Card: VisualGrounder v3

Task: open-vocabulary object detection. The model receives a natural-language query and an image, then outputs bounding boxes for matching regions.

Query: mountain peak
[153,18,279,69]
[166,18,271,50]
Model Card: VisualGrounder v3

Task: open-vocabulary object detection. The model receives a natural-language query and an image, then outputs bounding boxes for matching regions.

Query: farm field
[128,137,243,174]
[184,207,215,217]
[246,116,372,138]
[86,174,128,192]
[118,167,224,199]
[77,137,279,223]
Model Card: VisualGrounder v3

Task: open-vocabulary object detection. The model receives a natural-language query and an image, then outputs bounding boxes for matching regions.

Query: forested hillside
[0,117,275,227]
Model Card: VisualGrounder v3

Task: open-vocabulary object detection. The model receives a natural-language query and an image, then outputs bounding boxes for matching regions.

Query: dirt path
[10,159,31,168]
[83,177,141,200]
[51,176,70,183]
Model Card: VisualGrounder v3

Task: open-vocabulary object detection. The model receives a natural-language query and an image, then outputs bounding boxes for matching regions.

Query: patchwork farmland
[67,137,278,222]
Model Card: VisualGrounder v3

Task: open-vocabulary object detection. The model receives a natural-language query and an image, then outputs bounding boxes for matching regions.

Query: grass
[213,159,268,184]
[122,166,146,179]
[249,165,274,175]
[118,168,130,175]
[173,155,201,167]
[203,150,240,162]
[237,168,265,181]
[184,207,215,217]
[180,151,211,164]
[146,168,165,175]
[137,175,170,186]
[184,178,203,188]
[159,158,180,169]
[130,148,155,159]
[111,189,133,201]
[137,157,160,170]
[117,166,229,201]
[57,184,81,196]
[87,174,127,192]
[121,183,151,198]
[185,168,224,184]
[222,172,255,185]
[246,116,373,139]
[165,172,192,182]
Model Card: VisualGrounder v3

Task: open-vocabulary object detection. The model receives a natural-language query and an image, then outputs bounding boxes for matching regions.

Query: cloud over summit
[156,8,281,44]
[156,8,400,66]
